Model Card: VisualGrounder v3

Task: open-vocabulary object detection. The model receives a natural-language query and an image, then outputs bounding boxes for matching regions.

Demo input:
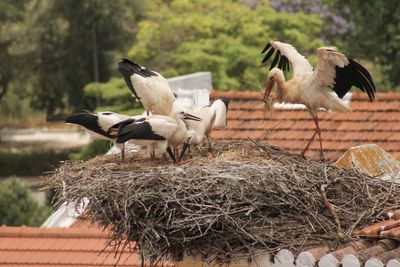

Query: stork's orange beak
[263,78,274,103]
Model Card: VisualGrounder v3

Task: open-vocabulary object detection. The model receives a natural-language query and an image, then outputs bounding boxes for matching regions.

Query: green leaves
[127,0,325,91]
[0,178,51,226]
[83,78,143,114]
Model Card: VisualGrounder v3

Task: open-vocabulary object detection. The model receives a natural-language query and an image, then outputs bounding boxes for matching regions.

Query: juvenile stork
[167,102,194,158]
[179,97,229,161]
[261,41,376,160]
[65,111,143,160]
[118,58,175,116]
[116,111,201,162]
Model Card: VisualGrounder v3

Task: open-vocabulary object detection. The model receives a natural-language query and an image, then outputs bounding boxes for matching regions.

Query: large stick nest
[45,140,400,264]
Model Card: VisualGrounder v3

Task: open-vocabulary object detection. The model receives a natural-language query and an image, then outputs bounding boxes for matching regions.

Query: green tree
[0,0,27,101]
[127,0,324,91]
[27,0,145,115]
[83,78,143,114]
[0,178,51,226]
[0,0,39,120]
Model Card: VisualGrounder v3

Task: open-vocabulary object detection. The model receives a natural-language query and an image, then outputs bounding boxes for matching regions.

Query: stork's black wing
[333,58,376,101]
[116,120,166,143]
[261,42,291,72]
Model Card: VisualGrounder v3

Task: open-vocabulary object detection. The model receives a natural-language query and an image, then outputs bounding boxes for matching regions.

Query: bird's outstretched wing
[312,47,376,101]
[261,41,313,77]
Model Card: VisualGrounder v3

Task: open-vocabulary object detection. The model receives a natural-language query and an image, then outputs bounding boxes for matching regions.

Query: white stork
[261,41,376,160]
[167,102,195,158]
[116,110,201,162]
[118,58,176,116]
[65,111,144,160]
[179,97,229,161]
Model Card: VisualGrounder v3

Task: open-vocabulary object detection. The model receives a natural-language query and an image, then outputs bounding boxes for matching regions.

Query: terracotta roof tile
[352,100,400,111]
[0,226,171,267]
[211,91,400,160]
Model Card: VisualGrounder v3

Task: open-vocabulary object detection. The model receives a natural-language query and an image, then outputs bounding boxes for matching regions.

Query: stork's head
[218,96,230,110]
[179,129,197,162]
[264,68,285,101]
[171,103,201,122]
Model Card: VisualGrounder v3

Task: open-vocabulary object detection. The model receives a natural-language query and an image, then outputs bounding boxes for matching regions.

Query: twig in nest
[320,184,342,236]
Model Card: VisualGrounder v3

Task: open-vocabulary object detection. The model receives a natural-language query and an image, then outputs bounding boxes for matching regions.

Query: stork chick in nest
[115,109,201,162]
[179,97,229,161]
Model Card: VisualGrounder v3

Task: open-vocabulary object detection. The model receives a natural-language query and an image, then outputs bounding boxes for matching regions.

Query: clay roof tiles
[0,224,171,267]
[211,91,400,160]
[1,212,400,266]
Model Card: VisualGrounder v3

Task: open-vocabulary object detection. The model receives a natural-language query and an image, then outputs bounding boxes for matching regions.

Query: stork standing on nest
[167,102,194,159]
[118,58,175,116]
[261,41,375,160]
[116,110,201,162]
[179,97,229,161]
[65,111,144,160]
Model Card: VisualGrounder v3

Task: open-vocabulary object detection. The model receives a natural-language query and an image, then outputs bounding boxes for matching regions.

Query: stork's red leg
[120,143,125,162]
[300,130,317,157]
[301,113,324,160]
[314,114,324,161]
[206,134,212,152]
[174,147,179,158]
[301,113,318,157]
[150,148,156,161]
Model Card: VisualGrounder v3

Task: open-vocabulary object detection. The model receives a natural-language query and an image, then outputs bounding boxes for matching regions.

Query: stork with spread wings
[261,41,376,160]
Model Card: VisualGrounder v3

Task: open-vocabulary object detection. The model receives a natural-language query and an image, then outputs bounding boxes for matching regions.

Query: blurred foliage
[83,78,144,114]
[0,0,399,120]
[127,0,324,90]
[0,0,145,117]
[267,0,395,91]
[69,139,111,161]
[270,0,354,44]
[0,150,71,176]
[30,0,145,115]
[0,178,51,226]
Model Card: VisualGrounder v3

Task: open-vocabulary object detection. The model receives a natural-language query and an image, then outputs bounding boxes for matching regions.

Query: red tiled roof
[2,214,400,267]
[0,224,171,267]
[211,91,400,160]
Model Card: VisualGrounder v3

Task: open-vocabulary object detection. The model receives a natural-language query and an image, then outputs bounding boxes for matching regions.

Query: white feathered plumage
[118,58,176,116]
[261,41,376,160]
[179,97,229,161]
